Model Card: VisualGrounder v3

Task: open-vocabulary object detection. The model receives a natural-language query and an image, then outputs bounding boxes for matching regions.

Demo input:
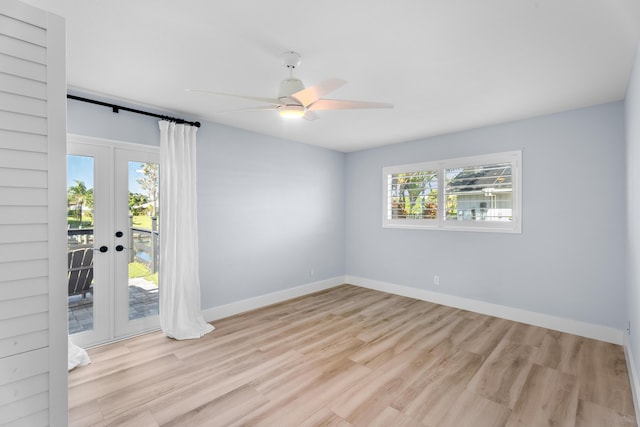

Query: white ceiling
[22,0,640,152]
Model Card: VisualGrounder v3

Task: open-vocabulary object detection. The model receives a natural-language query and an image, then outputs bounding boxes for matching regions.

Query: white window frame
[382,150,522,233]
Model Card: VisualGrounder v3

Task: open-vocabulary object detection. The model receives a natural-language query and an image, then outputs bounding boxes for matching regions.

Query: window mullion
[438,166,444,227]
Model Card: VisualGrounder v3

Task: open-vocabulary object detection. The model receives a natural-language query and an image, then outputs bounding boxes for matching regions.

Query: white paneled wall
[0,1,66,426]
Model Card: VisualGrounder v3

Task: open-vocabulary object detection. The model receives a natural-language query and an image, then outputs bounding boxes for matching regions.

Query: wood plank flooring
[68,285,637,426]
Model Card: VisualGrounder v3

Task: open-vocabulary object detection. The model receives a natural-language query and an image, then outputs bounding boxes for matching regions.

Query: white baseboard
[346,275,623,345]
[624,334,640,422]
[202,276,345,323]
[201,274,623,345]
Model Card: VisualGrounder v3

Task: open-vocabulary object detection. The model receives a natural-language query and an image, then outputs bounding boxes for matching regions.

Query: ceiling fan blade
[307,99,394,111]
[186,89,283,106]
[212,105,279,114]
[290,78,347,108]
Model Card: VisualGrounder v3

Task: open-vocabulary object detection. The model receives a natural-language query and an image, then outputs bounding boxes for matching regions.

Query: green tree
[136,163,159,217]
[68,180,92,226]
[129,192,150,216]
[396,172,437,218]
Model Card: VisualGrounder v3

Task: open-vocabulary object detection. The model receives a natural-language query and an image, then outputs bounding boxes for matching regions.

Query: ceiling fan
[187,51,393,120]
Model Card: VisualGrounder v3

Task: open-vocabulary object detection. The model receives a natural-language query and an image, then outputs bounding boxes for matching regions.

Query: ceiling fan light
[279,105,305,118]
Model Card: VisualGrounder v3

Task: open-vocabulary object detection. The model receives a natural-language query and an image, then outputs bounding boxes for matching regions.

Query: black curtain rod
[67,94,201,128]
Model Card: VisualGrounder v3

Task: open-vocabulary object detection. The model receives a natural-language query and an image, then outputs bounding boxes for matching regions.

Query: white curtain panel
[159,121,214,340]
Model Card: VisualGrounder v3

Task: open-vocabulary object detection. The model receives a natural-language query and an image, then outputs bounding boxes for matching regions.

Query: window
[383,151,522,233]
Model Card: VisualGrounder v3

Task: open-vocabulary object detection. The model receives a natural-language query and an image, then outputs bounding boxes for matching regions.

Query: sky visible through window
[67,155,145,194]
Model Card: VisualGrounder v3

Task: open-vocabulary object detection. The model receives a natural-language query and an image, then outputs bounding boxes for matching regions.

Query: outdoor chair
[68,248,94,298]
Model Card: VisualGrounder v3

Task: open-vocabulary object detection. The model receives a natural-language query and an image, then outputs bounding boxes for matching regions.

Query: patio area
[68,279,159,335]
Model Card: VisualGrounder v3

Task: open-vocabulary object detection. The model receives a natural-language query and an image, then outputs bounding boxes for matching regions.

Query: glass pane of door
[127,161,159,320]
[67,155,95,334]
[114,147,161,338]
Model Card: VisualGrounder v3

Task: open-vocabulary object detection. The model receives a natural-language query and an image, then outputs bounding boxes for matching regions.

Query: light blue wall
[196,124,345,306]
[68,93,628,330]
[346,102,627,328]
[67,93,161,146]
[67,96,346,309]
[626,43,640,388]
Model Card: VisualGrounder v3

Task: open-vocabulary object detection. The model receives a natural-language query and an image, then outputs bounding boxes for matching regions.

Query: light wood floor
[69,285,637,427]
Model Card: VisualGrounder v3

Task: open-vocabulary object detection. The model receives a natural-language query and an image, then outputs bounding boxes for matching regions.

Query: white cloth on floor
[68,336,91,371]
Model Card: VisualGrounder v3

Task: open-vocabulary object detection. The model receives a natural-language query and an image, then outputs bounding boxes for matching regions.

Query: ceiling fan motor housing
[278,77,305,99]
[282,51,302,69]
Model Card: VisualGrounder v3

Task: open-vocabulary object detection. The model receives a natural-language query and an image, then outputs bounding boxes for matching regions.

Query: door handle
[95,245,108,253]
[115,231,124,238]
[115,245,126,252]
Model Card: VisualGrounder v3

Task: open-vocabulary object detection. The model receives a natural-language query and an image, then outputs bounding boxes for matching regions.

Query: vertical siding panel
[0,242,48,262]
[0,347,48,385]
[0,168,48,188]
[0,14,46,46]
[0,130,47,153]
[0,312,49,341]
[0,33,46,63]
[45,7,69,427]
[0,91,47,117]
[0,149,48,169]
[0,295,48,320]
[0,53,47,82]
[0,2,67,426]
[0,330,49,359]
[0,277,48,301]
[0,373,48,407]
[0,224,48,244]
[0,391,49,425]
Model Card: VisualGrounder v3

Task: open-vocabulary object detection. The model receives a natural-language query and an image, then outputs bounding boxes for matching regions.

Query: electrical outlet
[434,275,440,285]
[310,268,315,277]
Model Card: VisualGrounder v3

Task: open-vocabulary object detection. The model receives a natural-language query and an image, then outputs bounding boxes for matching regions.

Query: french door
[67,136,160,347]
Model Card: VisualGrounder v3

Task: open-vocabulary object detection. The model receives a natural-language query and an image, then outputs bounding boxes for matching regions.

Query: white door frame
[67,141,112,348]
[67,134,160,347]
[114,145,160,337]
